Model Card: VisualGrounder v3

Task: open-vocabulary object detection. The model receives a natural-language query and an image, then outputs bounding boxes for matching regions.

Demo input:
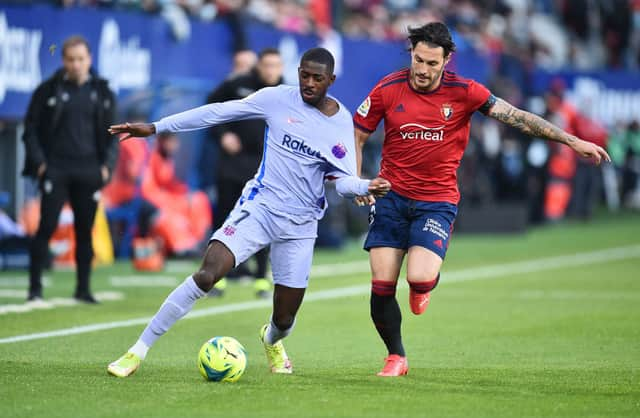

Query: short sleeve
[353,85,385,133]
[467,80,492,113]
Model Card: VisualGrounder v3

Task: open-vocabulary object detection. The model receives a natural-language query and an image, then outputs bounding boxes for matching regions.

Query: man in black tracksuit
[206,48,283,298]
[22,36,118,303]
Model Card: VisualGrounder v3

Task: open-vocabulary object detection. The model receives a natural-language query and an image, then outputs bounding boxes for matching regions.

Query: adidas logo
[394,103,405,112]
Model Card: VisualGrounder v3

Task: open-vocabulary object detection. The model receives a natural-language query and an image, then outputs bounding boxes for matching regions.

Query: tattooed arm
[486,97,611,165]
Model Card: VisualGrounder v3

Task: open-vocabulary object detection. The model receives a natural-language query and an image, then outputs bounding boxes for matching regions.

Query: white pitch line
[0,244,639,345]
[109,276,180,287]
[0,289,29,298]
[0,291,125,315]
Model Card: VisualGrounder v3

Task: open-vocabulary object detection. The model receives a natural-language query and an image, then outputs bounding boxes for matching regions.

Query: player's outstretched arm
[486,98,611,165]
[110,88,275,142]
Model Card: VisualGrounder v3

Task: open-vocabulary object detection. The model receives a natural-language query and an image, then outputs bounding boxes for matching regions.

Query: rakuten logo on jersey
[282,134,322,158]
[399,123,445,141]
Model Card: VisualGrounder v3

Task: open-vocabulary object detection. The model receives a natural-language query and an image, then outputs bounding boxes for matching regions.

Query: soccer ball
[198,336,247,382]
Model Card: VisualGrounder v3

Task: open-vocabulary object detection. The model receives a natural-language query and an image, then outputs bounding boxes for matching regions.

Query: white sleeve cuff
[335,176,370,198]
[152,121,166,134]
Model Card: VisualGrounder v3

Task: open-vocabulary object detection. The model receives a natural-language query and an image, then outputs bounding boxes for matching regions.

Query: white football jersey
[154,85,365,223]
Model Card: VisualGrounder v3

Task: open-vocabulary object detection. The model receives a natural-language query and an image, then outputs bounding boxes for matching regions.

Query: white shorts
[210,201,317,289]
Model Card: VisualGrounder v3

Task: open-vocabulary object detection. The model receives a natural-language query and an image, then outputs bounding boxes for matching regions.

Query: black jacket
[22,68,119,178]
[206,69,283,183]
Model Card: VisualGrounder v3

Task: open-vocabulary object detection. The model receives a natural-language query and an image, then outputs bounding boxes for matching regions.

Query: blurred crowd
[23,0,639,70]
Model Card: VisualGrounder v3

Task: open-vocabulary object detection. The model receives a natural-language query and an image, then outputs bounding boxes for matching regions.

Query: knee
[272,313,295,331]
[407,268,440,285]
[407,273,440,292]
[192,269,219,292]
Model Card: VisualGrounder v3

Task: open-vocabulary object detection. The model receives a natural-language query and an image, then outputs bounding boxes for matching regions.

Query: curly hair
[407,22,456,57]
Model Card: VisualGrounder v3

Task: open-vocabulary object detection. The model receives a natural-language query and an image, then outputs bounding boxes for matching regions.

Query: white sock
[128,340,149,360]
[138,275,206,352]
[264,317,296,345]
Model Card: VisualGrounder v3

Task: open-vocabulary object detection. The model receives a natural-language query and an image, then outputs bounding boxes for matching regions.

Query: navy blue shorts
[363,190,458,260]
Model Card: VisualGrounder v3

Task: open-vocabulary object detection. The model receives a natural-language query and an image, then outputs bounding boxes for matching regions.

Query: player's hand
[221,132,242,155]
[570,138,611,165]
[368,177,391,197]
[109,122,156,141]
[354,195,376,206]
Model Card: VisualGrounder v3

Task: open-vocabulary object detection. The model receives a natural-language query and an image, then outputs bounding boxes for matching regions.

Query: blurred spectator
[22,35,118,303]
[543,85,580,221]
[229,49,258,78]
[622,121,640,208]
[142,132,212,256]
[102,134,158,256]
[205,47,283,298]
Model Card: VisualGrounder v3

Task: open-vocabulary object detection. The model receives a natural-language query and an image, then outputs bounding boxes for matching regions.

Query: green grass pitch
[1,213,639,418]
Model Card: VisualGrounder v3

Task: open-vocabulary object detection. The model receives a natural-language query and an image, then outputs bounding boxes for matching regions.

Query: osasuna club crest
[441,104,453,120]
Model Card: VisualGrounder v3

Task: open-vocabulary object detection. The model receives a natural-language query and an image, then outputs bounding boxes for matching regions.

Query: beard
[410,66,444,92]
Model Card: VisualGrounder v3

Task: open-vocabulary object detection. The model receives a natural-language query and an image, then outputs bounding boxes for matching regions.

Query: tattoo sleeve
[487,98,576,146]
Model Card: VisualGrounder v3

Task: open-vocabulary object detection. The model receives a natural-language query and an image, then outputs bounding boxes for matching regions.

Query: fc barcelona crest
[441,104,453,120]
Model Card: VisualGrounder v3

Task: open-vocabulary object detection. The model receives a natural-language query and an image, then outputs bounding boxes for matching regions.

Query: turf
[1,213,639,418]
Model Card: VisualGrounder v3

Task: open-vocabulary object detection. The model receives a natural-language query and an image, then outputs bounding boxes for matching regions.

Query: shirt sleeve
[353,84,385,133]
[323,117,359,178]
[334,176,371,197]
[466,79,492,113]
[323,129,371,197]
[154,86,278,133]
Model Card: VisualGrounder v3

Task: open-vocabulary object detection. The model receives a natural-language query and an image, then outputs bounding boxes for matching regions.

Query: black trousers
[215,178,269,279]
[29,165,103,296]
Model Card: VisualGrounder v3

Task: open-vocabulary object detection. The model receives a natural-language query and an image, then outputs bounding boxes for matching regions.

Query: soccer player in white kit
[107,48,391,377]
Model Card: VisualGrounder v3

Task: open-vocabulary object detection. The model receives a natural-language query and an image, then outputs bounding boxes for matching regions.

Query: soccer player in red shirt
[353,22,610,377]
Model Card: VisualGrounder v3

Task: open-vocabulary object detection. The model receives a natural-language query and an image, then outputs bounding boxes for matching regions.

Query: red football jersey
[354,69,491,204]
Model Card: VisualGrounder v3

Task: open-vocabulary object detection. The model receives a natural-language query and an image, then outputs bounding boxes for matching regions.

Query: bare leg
[264,284,306,344]
[135,241,235,355]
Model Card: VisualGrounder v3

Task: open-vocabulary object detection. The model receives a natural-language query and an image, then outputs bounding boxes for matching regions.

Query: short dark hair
[259,47,280,59]
[300,47,334,75]
[62,35,91,56]
[407,22,456,57]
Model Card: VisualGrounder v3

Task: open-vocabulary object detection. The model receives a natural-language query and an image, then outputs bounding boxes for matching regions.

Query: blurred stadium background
[1,0,640,258]
[0,2,639,417]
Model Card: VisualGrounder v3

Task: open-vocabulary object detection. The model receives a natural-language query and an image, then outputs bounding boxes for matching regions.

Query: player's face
[298,61,335,106]
[63,44,92,83]
[257,53,283,86]
[409,42,450,92]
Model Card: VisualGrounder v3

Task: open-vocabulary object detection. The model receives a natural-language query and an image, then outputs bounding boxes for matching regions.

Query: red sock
[371,280,397,296]
[408,273,440,294]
